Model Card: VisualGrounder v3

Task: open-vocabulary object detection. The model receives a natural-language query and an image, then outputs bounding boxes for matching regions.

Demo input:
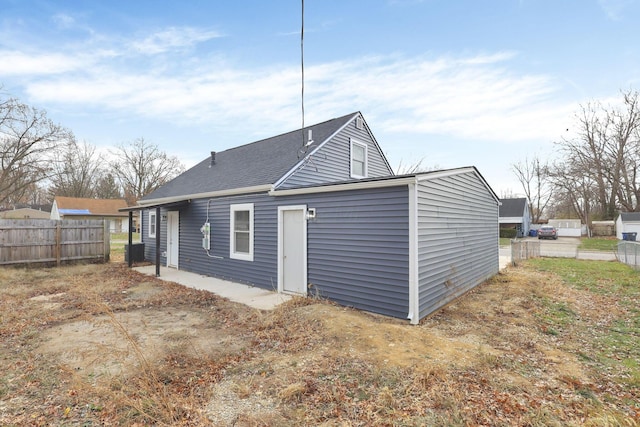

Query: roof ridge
[217,112,359,155]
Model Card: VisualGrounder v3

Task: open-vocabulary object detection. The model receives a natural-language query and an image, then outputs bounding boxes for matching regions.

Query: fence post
[103,220,110,262]
[55,221,62,266]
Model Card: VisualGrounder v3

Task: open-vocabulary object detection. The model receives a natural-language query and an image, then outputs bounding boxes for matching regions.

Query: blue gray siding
[303,187,409,319]
[278,116,393,189]
[141,185,410,319]
[416,171,499,318]
[139,170,498,322]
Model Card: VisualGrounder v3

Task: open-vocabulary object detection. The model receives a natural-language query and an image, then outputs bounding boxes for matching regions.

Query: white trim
[499,217,525,223]
[407,181,420,325]
[273,113,360,188]
[148,211,157,238]
[270,176,416,196]
[166,211,179,269]
[137,184,272,207]
[229,203,254,261]
[277,205,308,294]
[350,138,368,179]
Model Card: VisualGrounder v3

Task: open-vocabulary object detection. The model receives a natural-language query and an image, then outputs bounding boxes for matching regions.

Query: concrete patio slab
[133,265,292,310]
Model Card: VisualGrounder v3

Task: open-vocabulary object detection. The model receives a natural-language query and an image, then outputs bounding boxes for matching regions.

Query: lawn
[109,232,141,261]
[0,259,638,425]
[579,237,619,252]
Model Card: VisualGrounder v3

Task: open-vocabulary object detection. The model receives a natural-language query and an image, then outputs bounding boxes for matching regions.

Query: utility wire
[301,0,305,148]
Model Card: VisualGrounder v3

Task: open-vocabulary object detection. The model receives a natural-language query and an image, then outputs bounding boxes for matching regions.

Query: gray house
[128,112,500,324]
[499,198,531,237]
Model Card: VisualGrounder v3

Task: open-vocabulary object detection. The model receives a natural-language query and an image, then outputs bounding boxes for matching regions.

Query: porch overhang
[119,199,191,274]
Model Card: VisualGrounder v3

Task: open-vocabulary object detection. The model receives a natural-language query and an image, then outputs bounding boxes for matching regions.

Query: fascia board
[137,184,273,207]
[269,177,415,196]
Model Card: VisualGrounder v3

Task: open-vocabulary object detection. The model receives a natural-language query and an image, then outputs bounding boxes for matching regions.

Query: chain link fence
[617,241,640,270]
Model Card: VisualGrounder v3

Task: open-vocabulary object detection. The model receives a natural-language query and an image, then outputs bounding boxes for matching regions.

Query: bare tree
[0,95,72,208]
[395,158,441,175]
[548,161,595,225]
[511,156,552,223]
[555,89,640,218]
[110,138,185,204]
[48,139,104,198]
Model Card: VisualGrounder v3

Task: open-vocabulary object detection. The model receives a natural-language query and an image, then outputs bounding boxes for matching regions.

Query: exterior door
[278,206,307,295]
[167,211,179,268]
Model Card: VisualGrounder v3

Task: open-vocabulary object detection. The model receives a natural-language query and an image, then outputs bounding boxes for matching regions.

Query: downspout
[407,179,420,325]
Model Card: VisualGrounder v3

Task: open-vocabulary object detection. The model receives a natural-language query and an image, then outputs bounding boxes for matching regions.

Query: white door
[278,206,307,294]
[167,211,179,268]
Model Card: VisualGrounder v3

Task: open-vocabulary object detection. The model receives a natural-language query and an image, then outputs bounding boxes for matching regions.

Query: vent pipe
[209,151,216,167]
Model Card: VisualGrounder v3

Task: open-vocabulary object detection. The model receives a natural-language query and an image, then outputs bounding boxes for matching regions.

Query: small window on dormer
[350,139,368,179]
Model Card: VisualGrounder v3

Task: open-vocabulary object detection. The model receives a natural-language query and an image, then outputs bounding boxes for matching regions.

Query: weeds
[1,261,640,425]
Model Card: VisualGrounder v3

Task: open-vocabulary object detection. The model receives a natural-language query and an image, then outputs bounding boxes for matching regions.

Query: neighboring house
[0,207,50,219]
[498,198,531,237]
[548,219,583,237]
[128,112,500,324]
[616,212,640,240]
[51,197,130,233]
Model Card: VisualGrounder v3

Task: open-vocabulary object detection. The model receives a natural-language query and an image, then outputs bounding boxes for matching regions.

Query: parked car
[538,225,558,240]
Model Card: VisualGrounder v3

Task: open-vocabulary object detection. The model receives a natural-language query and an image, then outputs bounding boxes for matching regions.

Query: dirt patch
[38,308,246,379]
[29,292,66,310]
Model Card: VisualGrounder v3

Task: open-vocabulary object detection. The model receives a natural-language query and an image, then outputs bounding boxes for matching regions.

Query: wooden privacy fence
[0,219,110,266]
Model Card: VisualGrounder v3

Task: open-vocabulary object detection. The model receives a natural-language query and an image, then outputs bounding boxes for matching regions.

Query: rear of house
[131,112,499,323]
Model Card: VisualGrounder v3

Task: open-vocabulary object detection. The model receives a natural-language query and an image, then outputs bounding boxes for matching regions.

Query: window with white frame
[148,211,156,238]
[350,139,368,178]
[230,203,254,261]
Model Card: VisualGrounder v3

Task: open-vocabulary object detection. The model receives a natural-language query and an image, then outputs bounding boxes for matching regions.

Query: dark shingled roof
[620,212,640,222]
[499,198,527,217]
[141,112,358,201]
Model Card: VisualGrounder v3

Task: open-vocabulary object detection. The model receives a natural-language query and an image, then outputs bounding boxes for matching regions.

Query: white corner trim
[407,180,420,325]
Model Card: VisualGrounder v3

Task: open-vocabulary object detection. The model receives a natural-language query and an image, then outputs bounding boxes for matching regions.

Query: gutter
[136,184,273,207]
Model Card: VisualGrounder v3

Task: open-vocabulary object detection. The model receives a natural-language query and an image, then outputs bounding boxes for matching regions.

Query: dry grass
[0,260,639,426]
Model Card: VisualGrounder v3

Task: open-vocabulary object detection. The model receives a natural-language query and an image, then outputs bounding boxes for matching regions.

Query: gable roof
[140,112,359,203]
[54,197,128,217]
[499,198,528,218]
[620,212,640,222]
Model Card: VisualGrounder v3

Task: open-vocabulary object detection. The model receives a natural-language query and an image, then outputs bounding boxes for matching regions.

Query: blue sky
[1,0,639,195]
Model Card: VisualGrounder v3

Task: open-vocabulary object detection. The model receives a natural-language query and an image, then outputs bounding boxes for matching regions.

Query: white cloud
[129,27,224,54]
[598,0,636,20]
[51,13,76,30]
[16,35,573,146]
[0,50,86,75]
